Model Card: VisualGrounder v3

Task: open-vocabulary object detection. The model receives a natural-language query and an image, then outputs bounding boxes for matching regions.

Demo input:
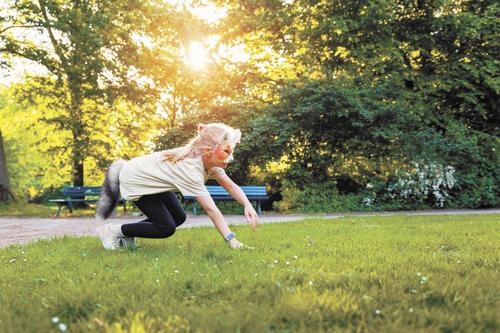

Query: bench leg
[256,201,262,215]
[68,202,73,214]
[56,204,62,217]
[193,202,197,216]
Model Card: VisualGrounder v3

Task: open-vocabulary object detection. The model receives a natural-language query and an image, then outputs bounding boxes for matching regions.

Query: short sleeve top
[118,152,226,201]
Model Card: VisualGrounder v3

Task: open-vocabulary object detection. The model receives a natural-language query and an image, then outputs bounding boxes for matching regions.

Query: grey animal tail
[95,159,126,221]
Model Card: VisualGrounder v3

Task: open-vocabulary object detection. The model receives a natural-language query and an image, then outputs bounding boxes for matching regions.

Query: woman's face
[212,143,234,168]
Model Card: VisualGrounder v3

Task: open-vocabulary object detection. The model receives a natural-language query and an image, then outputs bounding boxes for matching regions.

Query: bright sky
[0,1,248,86]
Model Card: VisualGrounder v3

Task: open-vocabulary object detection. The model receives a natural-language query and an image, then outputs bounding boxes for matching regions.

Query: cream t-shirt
[119,152,226,201]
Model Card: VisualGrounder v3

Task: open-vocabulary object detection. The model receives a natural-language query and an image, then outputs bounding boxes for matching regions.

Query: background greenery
[1,0,498,213]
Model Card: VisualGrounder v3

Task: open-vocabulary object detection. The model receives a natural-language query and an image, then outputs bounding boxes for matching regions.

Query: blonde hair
[163,123,241,163]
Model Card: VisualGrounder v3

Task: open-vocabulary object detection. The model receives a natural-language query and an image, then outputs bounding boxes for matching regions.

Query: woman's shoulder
[208,167,226,176]
[165,155,204,170]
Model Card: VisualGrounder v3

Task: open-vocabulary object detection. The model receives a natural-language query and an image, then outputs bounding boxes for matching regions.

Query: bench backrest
[206,185,268,199]
[62,186,102,198]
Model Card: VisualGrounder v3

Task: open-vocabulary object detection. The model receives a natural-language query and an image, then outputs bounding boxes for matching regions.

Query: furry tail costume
[96,159,126,222]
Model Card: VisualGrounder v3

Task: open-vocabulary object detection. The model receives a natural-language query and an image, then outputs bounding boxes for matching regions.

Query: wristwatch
[224,232,235,241]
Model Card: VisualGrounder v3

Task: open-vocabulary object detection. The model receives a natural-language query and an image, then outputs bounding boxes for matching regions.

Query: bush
[362,161,458,210]
[274,180,366,213]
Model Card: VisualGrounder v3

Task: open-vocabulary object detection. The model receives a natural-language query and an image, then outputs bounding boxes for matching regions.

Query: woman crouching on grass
[95,123,259,250]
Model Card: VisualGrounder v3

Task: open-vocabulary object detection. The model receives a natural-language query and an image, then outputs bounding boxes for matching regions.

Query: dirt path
[1,208,499,248]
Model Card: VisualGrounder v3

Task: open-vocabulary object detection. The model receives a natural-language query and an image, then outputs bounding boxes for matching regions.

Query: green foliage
[274,180,365,213]
[1,0,498,210]
[207,0,500,211]
[1,0,160,186]
[0,86,152,200]
[0,89,70,199]
[1,215,499,332]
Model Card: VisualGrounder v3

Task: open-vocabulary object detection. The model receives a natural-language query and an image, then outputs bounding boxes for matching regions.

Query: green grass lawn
[0,201,249,218]
[1,215,499,332]
[0,201,132,218]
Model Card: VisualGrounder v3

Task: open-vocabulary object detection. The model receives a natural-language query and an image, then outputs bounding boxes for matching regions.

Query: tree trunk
[68,79,85,188]
[0,129,14,202]
[72,158,84,187]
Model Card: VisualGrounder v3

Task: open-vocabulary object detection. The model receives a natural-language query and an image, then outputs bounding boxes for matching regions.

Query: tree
[0,128,14,202]
[208,0,499,207]
[1,0,157,186]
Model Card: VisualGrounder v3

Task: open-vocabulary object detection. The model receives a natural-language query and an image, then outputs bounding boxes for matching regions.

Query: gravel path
[1,208,499,248]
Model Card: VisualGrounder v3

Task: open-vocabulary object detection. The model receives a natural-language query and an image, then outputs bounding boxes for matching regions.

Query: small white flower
[409,308,414,313]
[51,317,59,323]
[457,260,461,264]
[174,270,179,274]
[274,260,278,264]
[417,272,421,276]
[375,309,382,315]
[156,279,160,283]
[59,323,67,331]
[9,259,16,263]
[293,255,299,260]
[308,281,314,287]
[285,261,290,265]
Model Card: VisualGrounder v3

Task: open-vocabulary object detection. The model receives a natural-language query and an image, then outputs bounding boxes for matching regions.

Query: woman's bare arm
[215,174,259,229]
[195,195,231,238]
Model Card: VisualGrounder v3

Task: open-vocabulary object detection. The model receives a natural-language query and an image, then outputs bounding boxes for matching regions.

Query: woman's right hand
[228,238,254,250]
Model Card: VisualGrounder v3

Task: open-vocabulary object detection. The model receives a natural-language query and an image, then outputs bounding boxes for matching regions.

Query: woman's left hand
[244,205,259,230]
[228,238,254,250]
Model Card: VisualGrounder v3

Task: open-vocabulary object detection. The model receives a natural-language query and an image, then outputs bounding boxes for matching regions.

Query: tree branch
[38,0,68,67]
[0,46,61,76]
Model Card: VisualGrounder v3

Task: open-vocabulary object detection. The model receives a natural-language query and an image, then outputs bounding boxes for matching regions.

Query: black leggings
[121,191,186,238]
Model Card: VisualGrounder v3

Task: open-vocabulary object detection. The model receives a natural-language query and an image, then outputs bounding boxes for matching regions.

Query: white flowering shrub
[387,162,456,207]
[362,162,457,208]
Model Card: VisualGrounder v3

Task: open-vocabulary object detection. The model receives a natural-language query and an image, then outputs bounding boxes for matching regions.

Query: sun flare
[186,42,208,70]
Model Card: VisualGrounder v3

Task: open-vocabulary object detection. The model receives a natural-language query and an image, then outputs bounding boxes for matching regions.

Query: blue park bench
[183,185,268,216]
[49,186,127,217]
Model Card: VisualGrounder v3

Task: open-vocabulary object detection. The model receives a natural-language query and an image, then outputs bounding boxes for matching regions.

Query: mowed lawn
[1,214,499,333]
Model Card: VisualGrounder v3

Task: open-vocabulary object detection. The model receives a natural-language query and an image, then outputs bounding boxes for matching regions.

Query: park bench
[183,185,268,215]
[49,186,126,217]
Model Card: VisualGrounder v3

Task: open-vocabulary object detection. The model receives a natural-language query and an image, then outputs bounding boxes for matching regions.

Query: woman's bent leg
[155,192,187,227]
[121,193,178,238]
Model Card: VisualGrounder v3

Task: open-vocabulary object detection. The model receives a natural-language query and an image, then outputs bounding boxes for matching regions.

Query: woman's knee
[157,225,176,238]
[175,210,187,226]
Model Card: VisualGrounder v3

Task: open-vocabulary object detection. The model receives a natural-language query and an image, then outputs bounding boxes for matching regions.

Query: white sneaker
[96,224,121,250]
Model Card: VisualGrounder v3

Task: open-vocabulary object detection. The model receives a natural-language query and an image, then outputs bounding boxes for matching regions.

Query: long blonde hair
[163,123,241,163]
